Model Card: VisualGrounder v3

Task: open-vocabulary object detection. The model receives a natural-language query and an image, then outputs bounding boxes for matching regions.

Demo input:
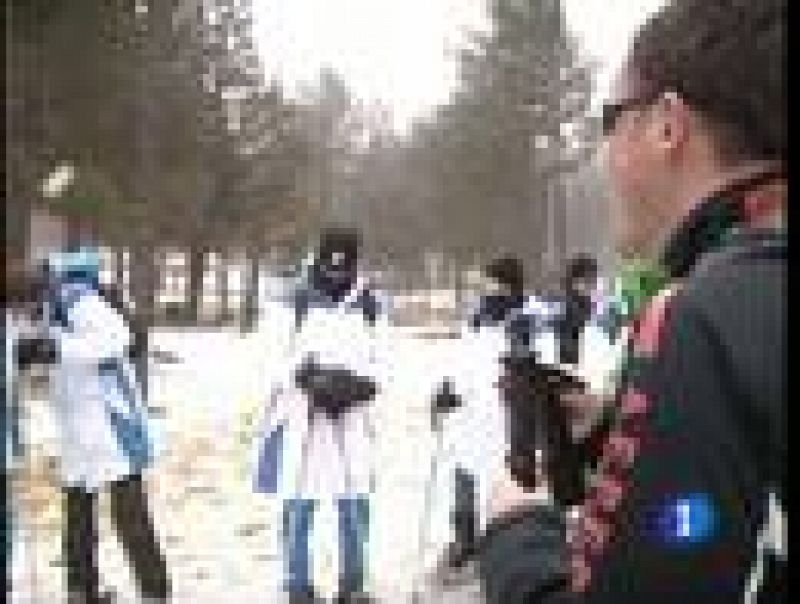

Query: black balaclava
[473,256,526,328]
[310,227,360,302]
[558,256,598,365]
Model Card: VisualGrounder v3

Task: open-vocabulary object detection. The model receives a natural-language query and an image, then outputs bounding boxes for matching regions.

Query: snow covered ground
[10,306,477,603]
[10,276,621,603]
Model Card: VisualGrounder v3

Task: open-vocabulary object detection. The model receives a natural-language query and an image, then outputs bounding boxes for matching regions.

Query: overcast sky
[251,0,666,133]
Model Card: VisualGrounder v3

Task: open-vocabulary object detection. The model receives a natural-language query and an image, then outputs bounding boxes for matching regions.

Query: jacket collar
[660,169,785,280]
[305,273,370,309]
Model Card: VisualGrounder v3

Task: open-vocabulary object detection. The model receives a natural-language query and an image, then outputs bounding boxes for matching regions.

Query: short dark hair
[629,0,785,163]
[485,256,524,293]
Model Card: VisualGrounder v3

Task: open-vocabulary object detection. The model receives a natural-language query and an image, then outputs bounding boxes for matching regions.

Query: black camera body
[294,355,378,422]
[499,353,587,507]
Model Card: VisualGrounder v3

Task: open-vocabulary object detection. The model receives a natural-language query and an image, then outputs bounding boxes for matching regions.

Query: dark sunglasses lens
[602,103,623,134]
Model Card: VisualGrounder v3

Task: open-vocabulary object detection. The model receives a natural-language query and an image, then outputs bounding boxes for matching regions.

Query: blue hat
[47,246,101,281]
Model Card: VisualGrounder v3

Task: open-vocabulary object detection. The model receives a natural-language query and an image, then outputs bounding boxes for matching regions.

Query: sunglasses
[601,93,661,135]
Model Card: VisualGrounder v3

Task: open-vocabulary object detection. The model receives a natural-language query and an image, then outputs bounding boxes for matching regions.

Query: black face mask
[310,257,356,301]
[563,292,592,327]
[478,293,525,325]
[557,290,593,365]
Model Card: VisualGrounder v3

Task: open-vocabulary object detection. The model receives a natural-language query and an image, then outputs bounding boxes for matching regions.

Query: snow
[12,308,475,602]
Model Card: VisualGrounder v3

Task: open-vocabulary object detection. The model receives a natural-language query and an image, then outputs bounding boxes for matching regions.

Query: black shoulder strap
[350,287,380,325]
[293,287,312,330]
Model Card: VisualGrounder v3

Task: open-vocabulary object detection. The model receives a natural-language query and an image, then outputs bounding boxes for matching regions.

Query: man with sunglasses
[472,1,785,603]
[567,1,787,602]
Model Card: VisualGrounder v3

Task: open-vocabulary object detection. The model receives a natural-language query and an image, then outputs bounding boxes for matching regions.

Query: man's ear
[654,91,690,154]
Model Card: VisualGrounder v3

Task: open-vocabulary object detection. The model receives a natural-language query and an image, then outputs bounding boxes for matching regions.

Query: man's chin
[612,231,647,260]
[612,244,636,263]
[612,220,665,261]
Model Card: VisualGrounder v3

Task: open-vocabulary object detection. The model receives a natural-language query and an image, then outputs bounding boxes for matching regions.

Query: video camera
[293,355,379,421]
[499,352,589,507]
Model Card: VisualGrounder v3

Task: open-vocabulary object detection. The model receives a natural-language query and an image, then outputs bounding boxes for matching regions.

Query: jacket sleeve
[259,315,299,436]
[587,294,781,603]
[256,381,292,441]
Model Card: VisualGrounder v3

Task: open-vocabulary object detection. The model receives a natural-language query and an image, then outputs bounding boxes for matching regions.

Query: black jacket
[575,178,787,603]
[583,226,786,604]
[476,185,786,604]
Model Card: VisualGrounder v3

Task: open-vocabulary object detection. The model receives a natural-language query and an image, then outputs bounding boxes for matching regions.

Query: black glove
[431,379,462,430]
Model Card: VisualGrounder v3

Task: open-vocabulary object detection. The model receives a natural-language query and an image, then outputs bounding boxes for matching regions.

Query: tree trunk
[187,242,206,324]
[130,242,156,322]
[240,246,260,333]
[454,257,465,316]
[216,247,229,325]
[129,241,156,402]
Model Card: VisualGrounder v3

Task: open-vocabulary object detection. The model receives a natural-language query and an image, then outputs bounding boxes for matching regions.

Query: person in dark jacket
[574,0,786,600]
[475,1,786,603]
[470,257,527,337]
[568,186,786,604]
[556,256,599,366]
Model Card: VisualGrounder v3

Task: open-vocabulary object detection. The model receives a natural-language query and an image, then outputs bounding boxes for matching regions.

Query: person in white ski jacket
[42,238,169,604]
[253,227,389,604]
